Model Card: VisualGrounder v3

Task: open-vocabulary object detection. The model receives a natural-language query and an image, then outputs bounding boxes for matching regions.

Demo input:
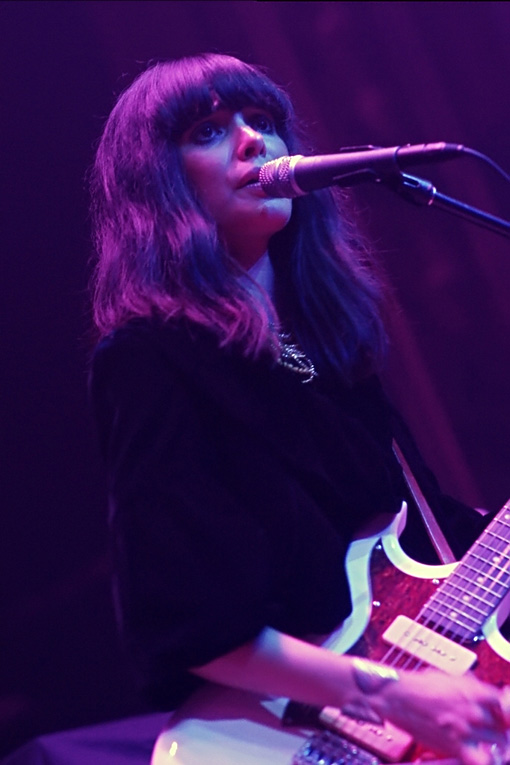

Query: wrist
[341,658,400,724]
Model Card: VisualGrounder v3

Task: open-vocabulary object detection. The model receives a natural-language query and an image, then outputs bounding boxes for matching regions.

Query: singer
[89,53,509,764]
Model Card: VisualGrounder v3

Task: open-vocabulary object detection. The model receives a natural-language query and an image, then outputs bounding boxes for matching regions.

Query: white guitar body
[151,504,510,765]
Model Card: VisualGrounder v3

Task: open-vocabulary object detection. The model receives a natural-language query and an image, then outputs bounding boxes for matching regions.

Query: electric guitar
[151,499,510,764]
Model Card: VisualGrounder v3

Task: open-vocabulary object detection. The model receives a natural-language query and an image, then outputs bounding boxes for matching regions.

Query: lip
[237,168,263,189]
[240,182,268,199]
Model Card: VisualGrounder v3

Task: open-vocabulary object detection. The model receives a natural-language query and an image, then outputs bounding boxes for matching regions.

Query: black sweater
[90,317,487,708]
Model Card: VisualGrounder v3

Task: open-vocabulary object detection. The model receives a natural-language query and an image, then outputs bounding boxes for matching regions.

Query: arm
[92,328,508,764]
[192,627,510,765]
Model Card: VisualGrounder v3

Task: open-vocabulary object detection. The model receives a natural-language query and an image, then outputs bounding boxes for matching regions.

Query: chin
[261,198,292,232]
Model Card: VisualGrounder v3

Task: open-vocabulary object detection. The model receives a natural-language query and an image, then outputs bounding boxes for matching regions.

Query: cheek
[186,164,218,204]
[181,152,227,211]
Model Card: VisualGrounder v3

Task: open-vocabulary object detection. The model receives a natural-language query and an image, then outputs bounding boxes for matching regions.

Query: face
[179,106,292,269]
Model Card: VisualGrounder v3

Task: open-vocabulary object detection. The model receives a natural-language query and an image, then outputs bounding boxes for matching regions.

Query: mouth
[238,170,263,189]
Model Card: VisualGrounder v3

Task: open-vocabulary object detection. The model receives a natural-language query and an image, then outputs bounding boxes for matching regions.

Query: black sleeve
[90,328,284,707]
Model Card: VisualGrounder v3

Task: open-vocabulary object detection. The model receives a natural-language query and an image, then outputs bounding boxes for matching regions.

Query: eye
[189,120,223,145]
[246,112,275,134]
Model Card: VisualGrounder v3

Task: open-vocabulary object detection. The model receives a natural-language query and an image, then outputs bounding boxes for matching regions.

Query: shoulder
[89,318,199,411]
[92,317,219,377]
[89,317,268,409]
[89,319,216,454]
[93,316,189,359]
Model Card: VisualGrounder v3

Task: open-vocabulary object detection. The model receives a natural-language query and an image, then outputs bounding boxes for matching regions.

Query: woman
[89,53,509,764]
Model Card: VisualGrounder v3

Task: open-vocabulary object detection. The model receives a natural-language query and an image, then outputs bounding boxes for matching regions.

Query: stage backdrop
[2,0,510,756]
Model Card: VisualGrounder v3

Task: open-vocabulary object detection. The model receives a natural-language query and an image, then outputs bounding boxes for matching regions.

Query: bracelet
[340,658,399,725]
[352,658,400,694]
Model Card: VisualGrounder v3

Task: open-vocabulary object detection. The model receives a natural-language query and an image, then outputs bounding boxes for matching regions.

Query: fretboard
[419,499,510,642]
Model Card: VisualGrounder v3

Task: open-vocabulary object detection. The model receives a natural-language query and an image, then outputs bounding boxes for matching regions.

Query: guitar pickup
[382,615,477,675]
[318,706,413,762]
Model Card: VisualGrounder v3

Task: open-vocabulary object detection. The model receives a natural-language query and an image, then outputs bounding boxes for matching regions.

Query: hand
[383,669,510,765]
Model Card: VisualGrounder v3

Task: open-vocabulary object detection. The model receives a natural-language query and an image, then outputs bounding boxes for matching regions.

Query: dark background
[2,0,510,756]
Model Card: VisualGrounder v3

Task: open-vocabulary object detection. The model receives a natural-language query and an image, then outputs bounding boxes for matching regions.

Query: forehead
[169,64,290,140]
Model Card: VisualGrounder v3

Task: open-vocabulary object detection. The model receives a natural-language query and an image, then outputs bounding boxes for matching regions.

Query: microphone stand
[376,172,510,239]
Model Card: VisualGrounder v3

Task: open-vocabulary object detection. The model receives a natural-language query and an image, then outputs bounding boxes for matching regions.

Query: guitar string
[381,550,508,670]
[376,559,485,670]
[373,501,510,673]
[423,509,510,650]
[330,503,510,757]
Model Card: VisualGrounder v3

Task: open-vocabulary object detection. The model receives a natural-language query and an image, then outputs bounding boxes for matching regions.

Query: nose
[235,117,266,161]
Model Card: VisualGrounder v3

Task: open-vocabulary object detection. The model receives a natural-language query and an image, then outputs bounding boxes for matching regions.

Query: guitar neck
[419,498,510,641]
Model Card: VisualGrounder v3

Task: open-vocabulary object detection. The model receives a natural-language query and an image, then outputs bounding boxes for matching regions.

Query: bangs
[159,54,294,143]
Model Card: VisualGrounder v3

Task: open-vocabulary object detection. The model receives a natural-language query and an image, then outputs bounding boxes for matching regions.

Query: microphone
[258,142,465,198]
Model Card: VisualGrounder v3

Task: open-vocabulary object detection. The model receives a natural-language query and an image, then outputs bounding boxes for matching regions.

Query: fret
[410,499,510,646]
[492,513,510,525]
[476,541,510,556]
[449,566,510,592]
[429,594,497,620]
[442,572,507,598]
[427,596,489,620]
[464,547,510,565]
[419,604,479,634]
[480,539,509,551]
[459,574,510,596]
[422,600,481,624]
[461,554,510,578]
[476,512,510,537]
[438,580,496,606]
[482,529,510,544]
[422,604,488,631]
[421,585,502,630]
[474,545,510,562]
[432,588,503,617]
[485,523,510,533]
[478,529,510,541]
[466,549,507,564]
[484,527,510,536]
[417,618,475,643]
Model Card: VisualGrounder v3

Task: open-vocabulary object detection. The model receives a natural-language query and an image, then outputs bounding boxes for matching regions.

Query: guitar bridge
[283,699,413,762]
[319,706,413,762]
[292,730,381,765]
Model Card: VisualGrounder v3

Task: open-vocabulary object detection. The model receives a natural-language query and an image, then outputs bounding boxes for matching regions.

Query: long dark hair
[90,53,388,382]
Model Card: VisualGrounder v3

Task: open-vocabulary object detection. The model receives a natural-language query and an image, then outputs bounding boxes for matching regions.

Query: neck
[237,252,276,328]
[247,252,274,299]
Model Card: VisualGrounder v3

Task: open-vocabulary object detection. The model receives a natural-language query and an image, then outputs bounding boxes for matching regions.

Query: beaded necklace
[245,253,318,384]
[277,333,317,384]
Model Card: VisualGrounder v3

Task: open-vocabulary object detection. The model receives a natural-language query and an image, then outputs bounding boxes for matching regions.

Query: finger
[469,704,507,735]
[459,742,500,765]
[484,698,507,731]
[466,728,508,747]
[499,686,510,726]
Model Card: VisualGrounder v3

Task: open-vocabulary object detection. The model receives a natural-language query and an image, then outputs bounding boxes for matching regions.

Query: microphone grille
[259,156,304,198]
